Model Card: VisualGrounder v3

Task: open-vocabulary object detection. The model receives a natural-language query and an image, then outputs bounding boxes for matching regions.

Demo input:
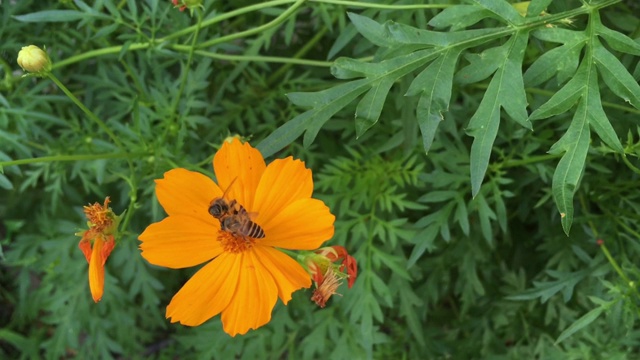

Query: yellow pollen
[217,231,255,253]
[83,198,113,232]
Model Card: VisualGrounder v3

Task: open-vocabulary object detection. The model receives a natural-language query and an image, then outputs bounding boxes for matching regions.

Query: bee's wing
[246,211,260,221]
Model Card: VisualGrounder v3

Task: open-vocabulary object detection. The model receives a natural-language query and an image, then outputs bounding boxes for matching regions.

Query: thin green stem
[599,242,640,298]
[198,0,307,49]
[267,26,329,85]
[47,74,125,152]
[310,0,452,9]
[47,74,139,238]
[52,43,151,70]
[162,0,295,41]
[621,154,640,175]
[0,152,147,167]
[170,10,204,120]
[168,46,333,67]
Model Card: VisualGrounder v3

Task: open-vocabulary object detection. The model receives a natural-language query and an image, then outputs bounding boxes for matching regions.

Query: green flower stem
[47,73,140,238]
[52,43,151,70]
[164,10,204,143]
[599,242,640,298]
[34,0,623,77]
[621,154,640,176]
[172,10,203,113]
[0,152,147,167]
[267,26,329,86]
[197,0,307,49]
[47,73,124,151]
[163,0,295,41]
[310,0,451,9]
[169,46,334,67]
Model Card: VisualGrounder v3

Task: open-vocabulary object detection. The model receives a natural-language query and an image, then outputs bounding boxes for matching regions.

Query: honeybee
[208,180,265,240]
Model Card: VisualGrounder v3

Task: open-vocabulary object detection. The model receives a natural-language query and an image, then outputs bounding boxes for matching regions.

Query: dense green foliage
[2,0,640,358]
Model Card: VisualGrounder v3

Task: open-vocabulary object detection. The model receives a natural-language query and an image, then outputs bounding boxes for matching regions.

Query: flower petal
[88,237,105,302]
[155,168,221,222]
[253,157,313,225]
[139,215,223,268]
[254,246,311,304]
[220,249,278,336]
[78,238,92,263]
[260,198,335,250]
[213,138,265,211]
[166,252,241,326]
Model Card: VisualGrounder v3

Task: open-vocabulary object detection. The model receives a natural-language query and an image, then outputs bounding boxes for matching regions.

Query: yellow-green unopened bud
[17,45,52,75]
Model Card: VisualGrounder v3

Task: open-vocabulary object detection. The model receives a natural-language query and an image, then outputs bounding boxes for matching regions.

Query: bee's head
[208,198,228,218]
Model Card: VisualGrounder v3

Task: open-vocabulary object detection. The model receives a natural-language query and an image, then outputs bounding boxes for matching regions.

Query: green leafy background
[3,0,640,358]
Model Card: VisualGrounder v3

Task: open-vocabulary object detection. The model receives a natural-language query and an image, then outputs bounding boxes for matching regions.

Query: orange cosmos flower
[76,197,122,303]
[138,138,335,336]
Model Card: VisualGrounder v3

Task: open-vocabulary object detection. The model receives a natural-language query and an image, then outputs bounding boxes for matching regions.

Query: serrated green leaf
[418,190,458,202]
[407,49,460,153]
[506,268,590,303]
[0,173,12,190]
[287,79,368,108]
[584,61,624,152]
[468,91,501,197]
[468,32,531,196]
[315,49,437,143]
[474,0,524,25]
[596,24,640,56]
[283,80,370,150]
[500,32,530,126]
[454,197,470,235]
[532,27,586,44]
[374,250,411,280]
[524,40,585,86]
[328,17,363,59]
[92,23,120,40]
[493,184,507,232]
[529,61,588,120]
[456,44,508,84]
[347,12,397,48]
[102,0,120,17]
[257,111,314,158]
[474,192,496,246]
[527,0,553,17]
[126,0,137,19]
[593,40,640,109]
[551,100,590,235]
[331,57,386,80]
[428,5,493,30]
[407,224,439,268]
[302,89,369,147]
[13,10,86,22]
[555,306,606,344]
[355,78,395,137]
[386,23,502,47]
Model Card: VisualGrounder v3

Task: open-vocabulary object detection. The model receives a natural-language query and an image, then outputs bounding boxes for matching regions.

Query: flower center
[217,231,255,253]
